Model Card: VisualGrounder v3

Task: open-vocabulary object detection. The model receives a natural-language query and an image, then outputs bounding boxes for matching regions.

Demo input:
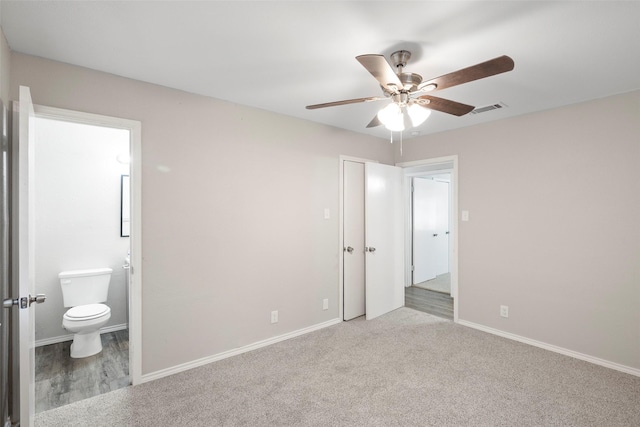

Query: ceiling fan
[306,50,515,131]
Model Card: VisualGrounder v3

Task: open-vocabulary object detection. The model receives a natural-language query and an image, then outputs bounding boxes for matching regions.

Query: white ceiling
[2,1,639,140]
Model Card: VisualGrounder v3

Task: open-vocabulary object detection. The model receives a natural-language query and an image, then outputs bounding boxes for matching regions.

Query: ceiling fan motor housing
[390,50,412,69]
[386,50,423,92]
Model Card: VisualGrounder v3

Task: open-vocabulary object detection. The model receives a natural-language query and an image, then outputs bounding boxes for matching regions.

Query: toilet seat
[64,303,110,321]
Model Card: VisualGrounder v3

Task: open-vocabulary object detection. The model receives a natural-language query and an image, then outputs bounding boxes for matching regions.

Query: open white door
[413,177,450,283]
[17,86,37,427]
[412,177,439,283]
[435,181,450,276]
[365,162,404,320]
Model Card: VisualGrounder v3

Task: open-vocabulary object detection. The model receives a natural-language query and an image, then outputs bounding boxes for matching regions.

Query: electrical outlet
[500,305,509,318]
[323,299,329,310]
[271,310,278,324]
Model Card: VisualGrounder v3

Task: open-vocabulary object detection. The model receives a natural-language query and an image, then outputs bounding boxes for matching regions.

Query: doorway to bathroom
[28,107,140,413]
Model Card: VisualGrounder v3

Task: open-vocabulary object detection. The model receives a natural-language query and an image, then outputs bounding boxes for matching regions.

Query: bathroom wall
[33,117,130,343]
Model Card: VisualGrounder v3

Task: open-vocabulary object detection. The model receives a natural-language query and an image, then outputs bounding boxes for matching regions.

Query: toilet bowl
[59,268,113,358]
[62,303,111,358]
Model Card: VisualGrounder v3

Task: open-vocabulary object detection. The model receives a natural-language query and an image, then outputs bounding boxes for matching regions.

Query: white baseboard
[35,323,128,347]
[141,317,343,384]
[457,319,640,377]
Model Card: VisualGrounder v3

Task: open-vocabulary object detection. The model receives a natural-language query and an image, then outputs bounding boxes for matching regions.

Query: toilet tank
[59,268,112,307]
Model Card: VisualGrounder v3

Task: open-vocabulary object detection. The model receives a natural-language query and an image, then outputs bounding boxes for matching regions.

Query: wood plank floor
[405,286,453,320]
[35,329,130,413]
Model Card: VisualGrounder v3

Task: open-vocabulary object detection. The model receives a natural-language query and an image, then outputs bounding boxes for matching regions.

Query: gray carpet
[36,308,640,426]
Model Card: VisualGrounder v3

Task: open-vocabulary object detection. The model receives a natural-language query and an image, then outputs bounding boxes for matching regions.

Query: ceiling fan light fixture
[407,104,431,127]
[377,103,405,131]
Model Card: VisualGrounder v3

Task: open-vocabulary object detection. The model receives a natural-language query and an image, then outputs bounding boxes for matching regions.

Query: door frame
[29,104,142,384]
[397,155,459,322]
[338,155,376,321]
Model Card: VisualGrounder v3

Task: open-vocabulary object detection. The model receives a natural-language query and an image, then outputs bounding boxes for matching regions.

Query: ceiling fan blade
[419,55,515,92]
[356,54,403,92]
[416,95,475,116]
[306,96,384,110]
[366,114,382,128]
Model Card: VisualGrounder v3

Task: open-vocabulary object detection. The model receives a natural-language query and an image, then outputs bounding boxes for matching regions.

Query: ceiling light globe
[378,103,405,132]
[407,104,431,127]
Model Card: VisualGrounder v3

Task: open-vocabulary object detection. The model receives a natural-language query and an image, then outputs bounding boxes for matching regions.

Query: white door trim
[32,104,142,385]
[338,155,377,321]
[396,155,459,323]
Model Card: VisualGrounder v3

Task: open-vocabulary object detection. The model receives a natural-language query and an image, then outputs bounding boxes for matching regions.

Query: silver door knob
[3,293,46,309]
[344,246,354,254]
[433,233,438,237]
[3,298,19,309]
[29,294,46,306]
[368,247,376,253]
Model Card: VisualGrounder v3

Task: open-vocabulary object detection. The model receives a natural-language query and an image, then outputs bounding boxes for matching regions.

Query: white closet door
[365,162,404,320]
[343,161,365,320]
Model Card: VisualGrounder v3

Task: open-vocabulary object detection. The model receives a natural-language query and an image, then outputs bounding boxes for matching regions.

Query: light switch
[461,210,469,222]
[324,208,330,220]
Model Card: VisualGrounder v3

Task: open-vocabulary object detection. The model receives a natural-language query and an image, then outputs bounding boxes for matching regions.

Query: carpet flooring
[35,308,640,426]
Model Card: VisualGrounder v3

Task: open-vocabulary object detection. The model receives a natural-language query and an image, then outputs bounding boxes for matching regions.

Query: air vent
[471,102,507,114]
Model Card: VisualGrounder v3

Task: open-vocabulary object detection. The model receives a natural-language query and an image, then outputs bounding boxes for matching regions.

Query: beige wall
[10,49,639,375]
[10,53,394,374]
[397,91,640,369]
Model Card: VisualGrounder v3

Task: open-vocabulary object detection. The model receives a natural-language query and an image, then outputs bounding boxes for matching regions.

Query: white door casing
[343,161,366,320]
[13,94,143,424]
[32,103,142,386]
[364,162,404,320]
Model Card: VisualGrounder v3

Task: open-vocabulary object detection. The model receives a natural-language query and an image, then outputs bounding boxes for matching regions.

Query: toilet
[59,268,112,358]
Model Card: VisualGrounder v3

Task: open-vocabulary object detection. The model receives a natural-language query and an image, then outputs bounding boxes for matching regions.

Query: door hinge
[411,265,415,272]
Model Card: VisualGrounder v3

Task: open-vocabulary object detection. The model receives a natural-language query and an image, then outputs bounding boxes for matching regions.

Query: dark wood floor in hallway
[35,329,130,413]
[405,286,453,320]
